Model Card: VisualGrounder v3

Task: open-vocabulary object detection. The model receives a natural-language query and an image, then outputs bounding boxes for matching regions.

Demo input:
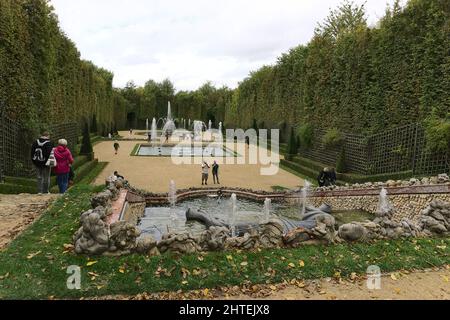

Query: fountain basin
[135,144,236,157]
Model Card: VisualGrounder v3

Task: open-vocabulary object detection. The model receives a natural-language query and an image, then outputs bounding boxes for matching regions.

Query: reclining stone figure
[185,203,335,236]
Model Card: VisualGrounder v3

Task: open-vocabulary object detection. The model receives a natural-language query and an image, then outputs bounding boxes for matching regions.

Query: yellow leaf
[240,262,248,267]
[182,281,188,285]
[298,260,305,267]
[27,251,42,259]
[441,275,449,283]
[197,256,204,262]
[86,261,98,267]
[391,274,398,281]
[119,268,125,274]
[203,288,209,296]
[269,285,277,291]
[226,255,233,261]
[288,263,296,269]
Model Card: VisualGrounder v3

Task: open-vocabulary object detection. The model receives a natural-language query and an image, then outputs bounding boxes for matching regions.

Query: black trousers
[213,173,219,184]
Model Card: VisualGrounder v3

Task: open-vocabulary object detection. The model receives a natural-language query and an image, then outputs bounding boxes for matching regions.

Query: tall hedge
[0,0,114,135]
[224,0,450,135]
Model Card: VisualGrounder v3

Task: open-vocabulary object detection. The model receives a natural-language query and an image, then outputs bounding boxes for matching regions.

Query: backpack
[32,140,50,165]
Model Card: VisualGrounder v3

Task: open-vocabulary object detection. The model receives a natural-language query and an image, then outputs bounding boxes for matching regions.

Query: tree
[79,123,93,159]
[91,114,98,133]
[316,0,367,39]
[336,148,347,173]
[286,127,298,161]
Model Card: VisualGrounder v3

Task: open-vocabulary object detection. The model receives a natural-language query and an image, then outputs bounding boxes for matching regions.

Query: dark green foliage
[424,111,450,154]
[286,127,298,160]
[336,148,347,173]
[91,114,98,133]
[252,118,258,133]
[224,0,450,135]
[298,124,314,149]
[79,123,93,157]
[322,128,344,148]
[0,1,114,133]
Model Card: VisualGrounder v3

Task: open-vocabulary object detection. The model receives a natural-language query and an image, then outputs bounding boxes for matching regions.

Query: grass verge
[0,185,448,299]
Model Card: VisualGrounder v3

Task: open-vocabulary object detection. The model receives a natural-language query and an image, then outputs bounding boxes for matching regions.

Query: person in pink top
[53,139,74,194]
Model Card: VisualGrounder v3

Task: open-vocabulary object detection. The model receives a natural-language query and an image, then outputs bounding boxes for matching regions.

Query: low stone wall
[303,193,450,223]
[121,202,146,226]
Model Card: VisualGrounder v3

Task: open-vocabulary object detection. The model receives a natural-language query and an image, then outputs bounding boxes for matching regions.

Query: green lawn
[0,184,448,299]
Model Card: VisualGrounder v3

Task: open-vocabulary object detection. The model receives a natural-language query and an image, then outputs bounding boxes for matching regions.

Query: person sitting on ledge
[318,167,333,187]
[114,171,125,180]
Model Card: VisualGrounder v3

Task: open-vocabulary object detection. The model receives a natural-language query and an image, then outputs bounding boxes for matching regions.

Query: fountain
[300,180,312,219]
[263,198,271,224]
[193,120,204,142]
[219,122,223,134]
[151,118,157,142]
[162,102,176,141]
[146,118,149,132]
[208,120,212,131]
[230,194,238,237]
[377,187,393,216]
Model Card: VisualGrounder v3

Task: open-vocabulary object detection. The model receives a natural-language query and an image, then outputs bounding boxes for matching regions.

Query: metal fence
[299,123,449,176]
[0,110,78,179]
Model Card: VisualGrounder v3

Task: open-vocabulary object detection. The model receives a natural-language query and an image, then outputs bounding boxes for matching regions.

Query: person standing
[114,141,120,155]
[53,139,74,194]
[212,161,220,185]
[201,161,210,185]
[31,131,54,194]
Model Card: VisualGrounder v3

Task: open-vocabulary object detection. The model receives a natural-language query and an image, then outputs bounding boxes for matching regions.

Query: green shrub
[79,123,93,158]
[91,115,98,133]
[336,148,347,173]
[286,127,298,160]
[424,112,450,154]
[298,124,313,149]
[322,128,344,148]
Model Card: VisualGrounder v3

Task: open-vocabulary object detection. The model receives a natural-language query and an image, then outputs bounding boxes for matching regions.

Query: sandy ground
[93,131,303,193]
[95,267,449,300]
[227,268,450,300]
[0,194,58,250]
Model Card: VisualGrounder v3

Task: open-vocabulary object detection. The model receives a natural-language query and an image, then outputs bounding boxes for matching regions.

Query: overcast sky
[50,0,405,91]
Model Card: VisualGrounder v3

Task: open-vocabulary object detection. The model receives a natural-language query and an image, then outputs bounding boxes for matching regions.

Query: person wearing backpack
[31,131,54,194]
[53,139,74,194]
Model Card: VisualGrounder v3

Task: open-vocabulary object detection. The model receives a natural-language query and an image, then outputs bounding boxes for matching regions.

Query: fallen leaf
[441,275,449,283]
[86,261,98,267]
[197,256,204,262]
[288,263,296,269]
[390,274,398,281]
[27,251,42,259]
[226,255,233,261]
[298,260,305,267]
[203,288,209,296]
[119,267,126,274]
[182,281,188,285]
[240,262,248,267]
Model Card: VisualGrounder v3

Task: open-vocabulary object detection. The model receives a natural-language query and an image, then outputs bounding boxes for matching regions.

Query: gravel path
[0,194,58,250]
[93,131,304,193]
